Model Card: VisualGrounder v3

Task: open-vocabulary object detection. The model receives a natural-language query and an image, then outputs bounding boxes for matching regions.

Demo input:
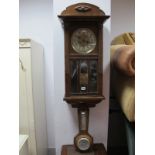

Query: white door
[19,48,37,155]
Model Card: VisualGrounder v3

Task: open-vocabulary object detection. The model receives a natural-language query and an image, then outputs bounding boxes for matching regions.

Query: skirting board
[48,148,56,155]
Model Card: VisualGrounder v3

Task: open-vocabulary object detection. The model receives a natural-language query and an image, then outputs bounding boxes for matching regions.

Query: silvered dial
[71,28,96,54]
[77,137,90,151]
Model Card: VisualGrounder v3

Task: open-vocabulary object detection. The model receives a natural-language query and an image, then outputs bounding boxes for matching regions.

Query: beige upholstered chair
[110,32,135,155]
[110,32,135,122]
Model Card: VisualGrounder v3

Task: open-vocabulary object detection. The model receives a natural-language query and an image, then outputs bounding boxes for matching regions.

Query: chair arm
[111,45,135,77]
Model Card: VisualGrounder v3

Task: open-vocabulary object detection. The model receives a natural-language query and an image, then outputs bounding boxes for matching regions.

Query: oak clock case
[58,3,110,154]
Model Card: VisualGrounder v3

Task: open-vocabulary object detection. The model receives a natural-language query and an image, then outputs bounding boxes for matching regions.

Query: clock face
[77,137,90,151]
[71,28,96,54]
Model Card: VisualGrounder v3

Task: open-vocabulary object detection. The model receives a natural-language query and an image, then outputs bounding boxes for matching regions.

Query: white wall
[19,0,111,154]
[111,0,135,39]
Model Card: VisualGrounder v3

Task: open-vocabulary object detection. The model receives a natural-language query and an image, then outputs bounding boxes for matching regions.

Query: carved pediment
[58,3,110,22]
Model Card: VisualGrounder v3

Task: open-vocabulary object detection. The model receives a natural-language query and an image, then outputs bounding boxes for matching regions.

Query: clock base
[61,143,107,155]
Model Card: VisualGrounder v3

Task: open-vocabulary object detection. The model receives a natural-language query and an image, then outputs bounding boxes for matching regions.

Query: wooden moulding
[58,3,108,17]
[58,3,110,23]
[64,96,105,108]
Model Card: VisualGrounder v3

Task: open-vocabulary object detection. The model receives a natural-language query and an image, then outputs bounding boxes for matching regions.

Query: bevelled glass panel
[71,60,79,94]
[88,60,97,93]
[70,60,98,95]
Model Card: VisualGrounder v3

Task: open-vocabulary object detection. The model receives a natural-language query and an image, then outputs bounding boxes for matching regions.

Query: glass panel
[89,60,97,93]
[71,60,79,94]
[70,59,98,94]
[79,61,88,93]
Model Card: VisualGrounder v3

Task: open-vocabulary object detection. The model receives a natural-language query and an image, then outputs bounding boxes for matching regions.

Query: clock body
[58,3,110,108]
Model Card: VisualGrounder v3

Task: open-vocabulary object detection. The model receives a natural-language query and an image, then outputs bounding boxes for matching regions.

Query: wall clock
[58,3,110,155]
